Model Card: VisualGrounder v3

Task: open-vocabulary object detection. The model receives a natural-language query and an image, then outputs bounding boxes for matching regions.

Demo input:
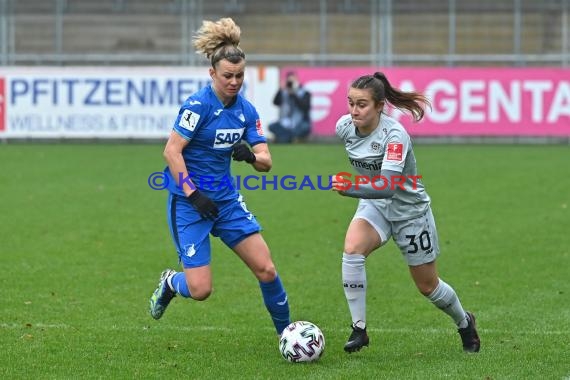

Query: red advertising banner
[288,67,570,136]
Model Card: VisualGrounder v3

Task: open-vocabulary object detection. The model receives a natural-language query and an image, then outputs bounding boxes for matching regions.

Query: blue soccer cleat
[149,269,177,320]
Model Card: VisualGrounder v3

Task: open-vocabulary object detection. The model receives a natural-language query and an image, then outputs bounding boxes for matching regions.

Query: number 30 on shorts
[405,231,432,254]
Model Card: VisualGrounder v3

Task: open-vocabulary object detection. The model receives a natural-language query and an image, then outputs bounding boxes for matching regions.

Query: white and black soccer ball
[279,321,325,363]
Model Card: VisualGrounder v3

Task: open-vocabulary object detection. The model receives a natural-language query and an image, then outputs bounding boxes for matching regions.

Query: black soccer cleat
[458,311,481,353]
[344,323,369,353]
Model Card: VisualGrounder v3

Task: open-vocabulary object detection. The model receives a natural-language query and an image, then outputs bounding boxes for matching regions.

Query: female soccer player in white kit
[332,72,480,353]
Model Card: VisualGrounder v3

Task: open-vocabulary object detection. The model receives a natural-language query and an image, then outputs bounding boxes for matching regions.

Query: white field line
[1,323,569,335]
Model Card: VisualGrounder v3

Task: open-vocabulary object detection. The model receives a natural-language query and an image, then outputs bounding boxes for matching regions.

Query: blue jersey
[165,85,266,201]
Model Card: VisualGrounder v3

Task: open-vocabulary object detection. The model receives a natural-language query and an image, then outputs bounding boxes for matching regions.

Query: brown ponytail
[351,72,430,122]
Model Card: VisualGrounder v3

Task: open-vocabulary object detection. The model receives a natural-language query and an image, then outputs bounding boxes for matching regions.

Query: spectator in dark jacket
[269,71,312,143]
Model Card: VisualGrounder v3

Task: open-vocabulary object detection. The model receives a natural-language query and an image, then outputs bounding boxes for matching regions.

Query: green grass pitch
[0,143,568,379]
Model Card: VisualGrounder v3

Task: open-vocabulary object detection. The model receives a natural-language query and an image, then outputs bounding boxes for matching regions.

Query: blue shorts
[167,193,262,268]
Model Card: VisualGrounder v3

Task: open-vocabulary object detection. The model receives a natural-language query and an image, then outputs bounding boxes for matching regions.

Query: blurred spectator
[268,71,312,143]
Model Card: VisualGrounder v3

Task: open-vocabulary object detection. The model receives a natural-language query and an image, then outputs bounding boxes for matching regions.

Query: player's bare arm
[250,143,272,172]
[163,130,195,196]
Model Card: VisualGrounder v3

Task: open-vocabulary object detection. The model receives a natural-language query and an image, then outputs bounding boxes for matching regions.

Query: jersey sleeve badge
[255,119,264,136]
[386,142,404,161]
[179,109,201,132]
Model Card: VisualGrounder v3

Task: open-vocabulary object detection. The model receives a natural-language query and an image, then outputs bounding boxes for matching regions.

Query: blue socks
[259,274,291,335]
[169,271,291,335]
[169,272,191,298]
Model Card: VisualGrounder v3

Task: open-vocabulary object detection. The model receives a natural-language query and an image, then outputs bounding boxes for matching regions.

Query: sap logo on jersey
[214,128,244,148]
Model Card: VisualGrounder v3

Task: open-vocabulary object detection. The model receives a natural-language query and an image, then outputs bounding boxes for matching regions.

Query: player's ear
[209,67,216,80]
[377,100,385,113]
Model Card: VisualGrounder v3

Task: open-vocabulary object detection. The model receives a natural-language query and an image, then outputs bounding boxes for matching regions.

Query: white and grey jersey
[335,113,430,221]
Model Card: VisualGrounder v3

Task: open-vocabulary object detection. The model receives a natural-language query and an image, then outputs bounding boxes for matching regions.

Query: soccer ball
[279,321,325,363]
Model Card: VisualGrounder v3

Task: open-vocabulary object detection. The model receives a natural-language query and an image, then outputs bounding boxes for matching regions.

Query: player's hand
[331,179,342,192]
[331,174,351,195]
[187,190,219,220]
[331,179,347,195]
[232,143,256,164]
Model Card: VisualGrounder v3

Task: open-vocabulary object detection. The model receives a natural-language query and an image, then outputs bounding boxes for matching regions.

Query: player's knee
[255,264,277,283]
[343,244,359,255]
[189,285,213,301]
[416,281,437,296]
[344,242,375,256]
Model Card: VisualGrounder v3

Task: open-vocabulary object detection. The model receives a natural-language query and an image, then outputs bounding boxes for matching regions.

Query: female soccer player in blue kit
[332,72,480,353]
[149,18,290,336]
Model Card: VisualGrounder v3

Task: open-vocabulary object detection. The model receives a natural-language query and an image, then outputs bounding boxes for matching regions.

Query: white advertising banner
[0,67,279,138]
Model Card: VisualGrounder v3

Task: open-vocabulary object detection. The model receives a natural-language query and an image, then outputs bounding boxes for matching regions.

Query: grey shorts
[352,200,440,266]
